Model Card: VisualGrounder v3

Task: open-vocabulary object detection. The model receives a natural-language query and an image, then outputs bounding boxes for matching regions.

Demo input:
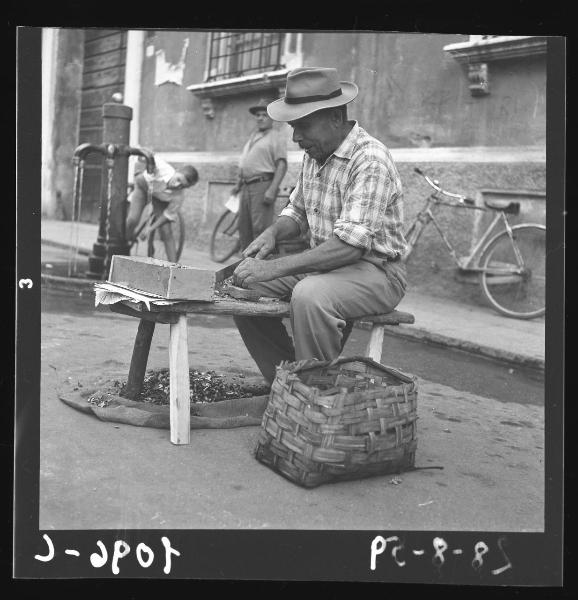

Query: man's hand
[263,186,277,206]
[243,229,277,259]
[233,257,281,288]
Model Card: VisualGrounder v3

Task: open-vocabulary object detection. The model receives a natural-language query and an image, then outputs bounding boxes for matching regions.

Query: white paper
[94,282,181,310]
[224,194,240,214]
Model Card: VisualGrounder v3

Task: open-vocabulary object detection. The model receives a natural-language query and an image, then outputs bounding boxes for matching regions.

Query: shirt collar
[332,121,359,160]
[253,127,272,138]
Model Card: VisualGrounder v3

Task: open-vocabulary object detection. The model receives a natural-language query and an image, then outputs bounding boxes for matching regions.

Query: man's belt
[361,253,402,269]
[242,173,274,185]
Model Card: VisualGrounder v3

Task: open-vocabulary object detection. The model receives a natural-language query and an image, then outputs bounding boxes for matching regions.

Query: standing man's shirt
[139,156,183,221]
[280,121,407,260]
[239,127,288,180]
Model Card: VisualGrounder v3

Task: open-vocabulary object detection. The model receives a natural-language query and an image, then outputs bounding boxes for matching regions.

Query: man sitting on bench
[232,67,409,384]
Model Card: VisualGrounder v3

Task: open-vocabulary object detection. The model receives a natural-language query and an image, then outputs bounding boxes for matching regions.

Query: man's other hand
[243,229,276,259]
[263,186,277,205]
[233,257,280,287]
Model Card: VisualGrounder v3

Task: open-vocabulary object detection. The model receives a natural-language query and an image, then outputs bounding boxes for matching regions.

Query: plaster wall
[137,32,546,152]
[43,28,84,218]
[300,32,546,148]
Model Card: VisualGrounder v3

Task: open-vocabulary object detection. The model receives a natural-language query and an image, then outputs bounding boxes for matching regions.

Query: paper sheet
[94,282,181,310]
[224,194,239,213]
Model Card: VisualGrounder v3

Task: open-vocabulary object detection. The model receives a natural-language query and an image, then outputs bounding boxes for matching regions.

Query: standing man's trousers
[233,259,407,384]
[238,179,275,251]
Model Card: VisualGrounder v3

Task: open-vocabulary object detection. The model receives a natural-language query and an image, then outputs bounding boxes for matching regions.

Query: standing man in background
[231,98,288,251]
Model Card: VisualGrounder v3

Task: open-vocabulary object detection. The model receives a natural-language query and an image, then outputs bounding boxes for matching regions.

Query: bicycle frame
[222,211,239,237]
[128,206,155,248]
[404,192,513,271]
[129,204,182,260]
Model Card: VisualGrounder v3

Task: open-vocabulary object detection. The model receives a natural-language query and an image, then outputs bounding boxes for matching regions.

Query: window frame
[187,32,303,106]
[206,31,285,83]
[443,35,547,63]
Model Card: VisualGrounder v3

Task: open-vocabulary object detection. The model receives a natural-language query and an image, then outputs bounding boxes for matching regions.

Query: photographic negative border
[14,24,566,585]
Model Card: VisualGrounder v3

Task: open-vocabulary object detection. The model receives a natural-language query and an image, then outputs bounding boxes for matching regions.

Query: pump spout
[73,143,107,162]
[126,146,156,175]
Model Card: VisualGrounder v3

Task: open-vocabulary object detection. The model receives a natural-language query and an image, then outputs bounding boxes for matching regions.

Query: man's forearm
[234,234,363,287]
[272,236,362,276]
[270,159,287,192]
[268,215,301,241]
[149,214,170,232]
[232,171,243,192]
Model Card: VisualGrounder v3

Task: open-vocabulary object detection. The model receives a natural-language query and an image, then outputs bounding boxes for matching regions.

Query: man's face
[254,109,273,131]
[289,111,337,163]
[166,173,192,190]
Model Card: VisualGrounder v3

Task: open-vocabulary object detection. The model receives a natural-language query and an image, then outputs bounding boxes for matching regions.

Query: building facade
[42,29,547,302]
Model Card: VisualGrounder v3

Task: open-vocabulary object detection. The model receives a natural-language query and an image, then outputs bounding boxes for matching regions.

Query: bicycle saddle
[483,199,520,215]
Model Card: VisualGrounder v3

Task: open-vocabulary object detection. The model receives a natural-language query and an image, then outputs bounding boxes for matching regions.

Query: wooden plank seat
[109,298,415,445]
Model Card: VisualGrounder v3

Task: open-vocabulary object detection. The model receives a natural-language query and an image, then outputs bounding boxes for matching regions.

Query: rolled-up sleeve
[333,160,393,252]
[279,170,309,234]
[144,156,175,186]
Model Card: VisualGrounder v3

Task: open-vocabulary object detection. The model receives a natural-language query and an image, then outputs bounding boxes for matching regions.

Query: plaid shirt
[280,121,407,259]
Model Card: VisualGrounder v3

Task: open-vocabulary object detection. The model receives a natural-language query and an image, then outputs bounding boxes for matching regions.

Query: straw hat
[267,67,358,122]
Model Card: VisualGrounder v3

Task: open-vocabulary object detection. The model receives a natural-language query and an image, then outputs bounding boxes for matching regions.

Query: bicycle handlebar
[413,167,476,205]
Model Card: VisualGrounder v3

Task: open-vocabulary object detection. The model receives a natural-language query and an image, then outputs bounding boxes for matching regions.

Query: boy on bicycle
[126,156,198,263]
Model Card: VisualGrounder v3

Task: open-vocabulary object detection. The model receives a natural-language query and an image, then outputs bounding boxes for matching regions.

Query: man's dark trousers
[238,178,275,251]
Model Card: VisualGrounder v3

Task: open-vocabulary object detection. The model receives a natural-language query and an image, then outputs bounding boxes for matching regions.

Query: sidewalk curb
[42,238,91,256]
[356,320,544,371]
[41,273,99,292]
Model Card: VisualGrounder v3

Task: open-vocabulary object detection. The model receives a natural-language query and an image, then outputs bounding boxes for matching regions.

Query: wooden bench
[109,298,415,445]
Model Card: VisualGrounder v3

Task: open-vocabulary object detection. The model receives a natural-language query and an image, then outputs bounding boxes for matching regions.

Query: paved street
[39,281,545,532]
[35,224,550,532]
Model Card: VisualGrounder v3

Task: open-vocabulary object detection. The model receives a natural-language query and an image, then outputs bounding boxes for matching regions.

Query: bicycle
[404,168,545,320]
[210,193,241,263]
[128,201,185,263]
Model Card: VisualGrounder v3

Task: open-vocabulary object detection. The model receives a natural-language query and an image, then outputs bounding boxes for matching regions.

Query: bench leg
[366,324,385,362]
[121,319,156,400]
[169,314,190,445]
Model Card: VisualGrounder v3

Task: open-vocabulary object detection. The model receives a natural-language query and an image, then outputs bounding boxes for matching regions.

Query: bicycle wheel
[479,224,545,319]
[210,209,240,263]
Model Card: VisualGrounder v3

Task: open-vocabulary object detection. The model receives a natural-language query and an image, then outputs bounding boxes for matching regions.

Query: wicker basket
[254,356,418,488]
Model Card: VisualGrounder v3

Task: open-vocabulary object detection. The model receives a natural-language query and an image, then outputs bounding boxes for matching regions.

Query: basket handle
[282,355,416,383]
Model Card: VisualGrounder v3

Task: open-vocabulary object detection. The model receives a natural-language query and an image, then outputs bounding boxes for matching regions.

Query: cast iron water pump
[71,99,156,279]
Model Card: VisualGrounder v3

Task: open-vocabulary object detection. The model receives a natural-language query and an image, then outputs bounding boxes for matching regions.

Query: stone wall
[43,29,85,219]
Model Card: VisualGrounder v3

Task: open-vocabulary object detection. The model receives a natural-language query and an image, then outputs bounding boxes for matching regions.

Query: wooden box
[108,255,217,301]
